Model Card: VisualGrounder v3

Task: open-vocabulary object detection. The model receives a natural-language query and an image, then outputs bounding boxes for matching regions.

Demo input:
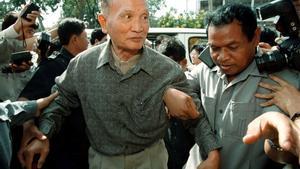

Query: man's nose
[131,18,143,32]
[217,49,229,62]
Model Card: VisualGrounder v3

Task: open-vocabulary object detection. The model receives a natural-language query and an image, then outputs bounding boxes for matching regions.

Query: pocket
[225,102,257,138]
[201,90,217,126]
[131,94,167,132]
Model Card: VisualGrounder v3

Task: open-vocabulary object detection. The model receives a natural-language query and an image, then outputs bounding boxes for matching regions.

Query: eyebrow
[208,41,238,47]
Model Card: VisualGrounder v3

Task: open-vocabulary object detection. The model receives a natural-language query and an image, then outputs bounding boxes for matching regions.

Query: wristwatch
[291,112,300,121]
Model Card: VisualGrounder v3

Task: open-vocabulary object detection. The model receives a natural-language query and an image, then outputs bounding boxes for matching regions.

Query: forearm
[194,113,222,159]
[1,25,20,39]
[38,100,69,138]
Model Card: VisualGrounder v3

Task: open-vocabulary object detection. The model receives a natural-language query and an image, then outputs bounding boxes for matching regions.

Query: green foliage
[62,0,99,28]
[157,8,206,28]
[0,0,274,29]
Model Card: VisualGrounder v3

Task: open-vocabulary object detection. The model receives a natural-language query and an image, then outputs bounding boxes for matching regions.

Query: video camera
[255,0,300,73]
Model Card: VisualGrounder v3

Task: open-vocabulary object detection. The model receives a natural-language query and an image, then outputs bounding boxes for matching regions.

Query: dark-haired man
[187,3,300,169]
[16,18,89,169]
[19,0,221,169]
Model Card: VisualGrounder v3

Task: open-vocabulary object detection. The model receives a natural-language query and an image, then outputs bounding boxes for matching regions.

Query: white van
[147,27,207,63]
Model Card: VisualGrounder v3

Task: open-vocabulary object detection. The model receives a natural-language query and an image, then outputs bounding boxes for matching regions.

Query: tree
[147,0,166,27]
[62,0,99,28]
[157,8,206,28]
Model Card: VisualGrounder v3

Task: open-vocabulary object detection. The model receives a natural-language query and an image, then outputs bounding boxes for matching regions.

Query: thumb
[34,130,47,141]
[243,119,261,144]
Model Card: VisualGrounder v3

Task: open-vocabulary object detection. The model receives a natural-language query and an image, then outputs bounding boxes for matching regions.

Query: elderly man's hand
[163,88,200,120]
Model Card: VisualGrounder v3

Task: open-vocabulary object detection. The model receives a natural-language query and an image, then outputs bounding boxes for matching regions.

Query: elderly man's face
[99,0,149,54]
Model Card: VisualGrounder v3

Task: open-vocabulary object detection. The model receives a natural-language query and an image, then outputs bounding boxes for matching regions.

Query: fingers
[18,148,26,168]
[255,93,273,99]
[259,82,281,92]
[269,75,288,87]
[46,91,59,102]
[259,99,275,107]
[36,91,58,110]
[34,130,47,141]
[243,116,262,144]
[276,119,293,151]
[243,112,294,152]
[37,152,48,169]
[24,149,34,169]
[258,42,272,50]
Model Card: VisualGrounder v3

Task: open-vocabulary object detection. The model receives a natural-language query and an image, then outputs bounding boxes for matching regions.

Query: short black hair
[206,3,257,41]
[90,28,106,45]
[190,44,205,53]
[159,37,186,63]
[58,18,86,45]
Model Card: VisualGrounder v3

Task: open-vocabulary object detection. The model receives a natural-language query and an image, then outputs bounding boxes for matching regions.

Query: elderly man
[20,0,221,169]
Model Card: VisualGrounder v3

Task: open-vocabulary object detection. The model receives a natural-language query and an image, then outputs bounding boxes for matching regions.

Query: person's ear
[69,35,77,45]
[98,14,108,34]
[253,27,262,46]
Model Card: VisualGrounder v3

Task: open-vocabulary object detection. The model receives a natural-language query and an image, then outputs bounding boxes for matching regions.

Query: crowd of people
[0,0,300,169]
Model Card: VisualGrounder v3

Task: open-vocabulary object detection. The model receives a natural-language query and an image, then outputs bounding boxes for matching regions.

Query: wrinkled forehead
[101,0,148,13]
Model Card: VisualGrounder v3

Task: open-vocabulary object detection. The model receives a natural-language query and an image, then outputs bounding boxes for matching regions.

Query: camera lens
[255,50,288,73]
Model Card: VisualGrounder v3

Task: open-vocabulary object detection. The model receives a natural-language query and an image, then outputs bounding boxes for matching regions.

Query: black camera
[255,0,300,73]
[20,3,40,21]
[37,32,51,58]
[10,51,33,66]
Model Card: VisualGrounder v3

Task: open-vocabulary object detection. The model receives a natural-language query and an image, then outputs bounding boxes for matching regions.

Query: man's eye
[229,45,238,50]
[143,15,149,20]
[210,46,219,52]
[124,14,131,19]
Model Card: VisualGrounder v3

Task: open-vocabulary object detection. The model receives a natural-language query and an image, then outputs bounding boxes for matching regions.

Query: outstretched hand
[243,111,300,164]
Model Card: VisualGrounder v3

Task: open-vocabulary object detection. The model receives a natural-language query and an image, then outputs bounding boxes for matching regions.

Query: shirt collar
[60,47,74,63]
[96,40,155,76]
[134,46,156,77]
[96,41,111,69]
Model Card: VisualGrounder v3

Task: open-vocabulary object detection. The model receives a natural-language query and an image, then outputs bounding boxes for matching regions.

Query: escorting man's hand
[163,88,200,120]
